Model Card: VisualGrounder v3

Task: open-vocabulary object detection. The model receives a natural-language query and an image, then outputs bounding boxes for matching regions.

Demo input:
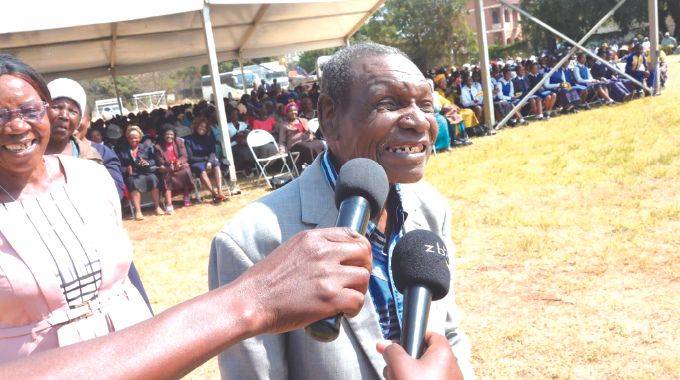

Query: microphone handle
[401,286,432,358]
[304,196,371,342]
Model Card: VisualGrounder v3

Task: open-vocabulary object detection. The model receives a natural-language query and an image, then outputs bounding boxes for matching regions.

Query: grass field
[128,58,679,379]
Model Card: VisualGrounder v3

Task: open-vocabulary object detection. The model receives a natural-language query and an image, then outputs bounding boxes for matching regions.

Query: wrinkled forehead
[352,54,428,90]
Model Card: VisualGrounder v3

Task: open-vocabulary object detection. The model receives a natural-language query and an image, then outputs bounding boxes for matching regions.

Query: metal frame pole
[474,0,495,128]
[239,53,248,95]
[201,3,238,184]
[648,0,660,94]
[110,67,125,117]
[500,0,646,91]
[496,0,631,129]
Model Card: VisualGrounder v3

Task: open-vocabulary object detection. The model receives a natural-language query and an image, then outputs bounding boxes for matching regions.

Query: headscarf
[433,73,446,87]
[125,125,143,138]
[284,102,298,115]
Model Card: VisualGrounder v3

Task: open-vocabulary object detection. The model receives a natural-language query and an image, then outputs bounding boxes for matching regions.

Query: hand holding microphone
[305,158,389,342]
[377,332,463,380]
[376,229,462,379]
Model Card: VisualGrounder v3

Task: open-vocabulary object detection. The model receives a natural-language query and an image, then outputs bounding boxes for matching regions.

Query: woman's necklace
[0,182,17,202]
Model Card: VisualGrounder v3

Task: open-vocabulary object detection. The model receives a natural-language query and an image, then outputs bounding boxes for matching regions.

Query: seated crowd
[49,37,669,220]
[424,39,669,150]
[85,81,326,220]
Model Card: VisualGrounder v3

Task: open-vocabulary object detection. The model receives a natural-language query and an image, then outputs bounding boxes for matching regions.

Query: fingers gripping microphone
[392,230,451,358]
[305,158,389,342]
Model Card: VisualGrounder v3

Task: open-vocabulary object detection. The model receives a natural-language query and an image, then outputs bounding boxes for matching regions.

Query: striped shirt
[320,151,406,340]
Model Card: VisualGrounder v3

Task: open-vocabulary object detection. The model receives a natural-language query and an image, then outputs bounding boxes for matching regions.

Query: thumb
[375,340,395,354]
[381,340,409,362]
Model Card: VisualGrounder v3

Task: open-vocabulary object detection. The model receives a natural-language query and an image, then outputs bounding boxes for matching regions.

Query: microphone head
[392,230,451,301]
[334,158,389,219]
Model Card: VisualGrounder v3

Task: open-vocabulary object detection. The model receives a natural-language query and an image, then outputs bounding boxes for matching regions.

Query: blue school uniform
[591,61,630,102]
[564,68,587,92]
[545,68,581,107]
[527,73,554,99]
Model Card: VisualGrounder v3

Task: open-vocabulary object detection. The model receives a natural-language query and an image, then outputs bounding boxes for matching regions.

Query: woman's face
[88,130,103,144]
[164,130,175,144]
[301,97,313,111]
[286,106,298,121]
[0,75,50,177]
[517,66,526,76]
[47,97,81,144]
[127,132,141,148]
[196,123,208,136]
[578,55,587,64]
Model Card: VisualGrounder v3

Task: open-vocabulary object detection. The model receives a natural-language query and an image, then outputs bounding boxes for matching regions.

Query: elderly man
[209,43,473,379]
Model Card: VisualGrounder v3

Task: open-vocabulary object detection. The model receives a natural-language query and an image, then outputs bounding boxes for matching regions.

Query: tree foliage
[297,47,340,74]
[520,0,679,52]
[361,0,475,70]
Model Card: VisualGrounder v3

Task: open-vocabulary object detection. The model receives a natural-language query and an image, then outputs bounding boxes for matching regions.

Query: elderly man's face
[324,54,437,184]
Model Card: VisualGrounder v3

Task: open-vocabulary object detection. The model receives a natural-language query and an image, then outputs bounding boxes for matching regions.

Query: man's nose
[398,104,430,133]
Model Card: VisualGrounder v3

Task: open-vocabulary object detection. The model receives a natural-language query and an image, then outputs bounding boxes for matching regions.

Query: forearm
[0,282,261,380]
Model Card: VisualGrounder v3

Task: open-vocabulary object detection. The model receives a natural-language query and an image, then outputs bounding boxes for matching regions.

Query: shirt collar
[320,150,339,191]
[320,150,404,215]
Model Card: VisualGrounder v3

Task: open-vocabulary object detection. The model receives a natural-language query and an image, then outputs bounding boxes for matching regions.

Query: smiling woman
[0,54,152,362]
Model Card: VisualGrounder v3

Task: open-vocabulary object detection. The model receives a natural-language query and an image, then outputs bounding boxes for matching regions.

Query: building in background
[466,0,523,46]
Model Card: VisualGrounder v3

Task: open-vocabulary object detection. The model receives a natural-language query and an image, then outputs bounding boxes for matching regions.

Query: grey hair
[319,42,408,110]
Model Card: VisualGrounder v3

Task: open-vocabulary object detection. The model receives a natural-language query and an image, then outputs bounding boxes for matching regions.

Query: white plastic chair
[247,130,296,189]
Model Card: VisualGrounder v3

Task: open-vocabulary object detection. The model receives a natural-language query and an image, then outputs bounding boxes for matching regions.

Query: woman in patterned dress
[0,54,152,363]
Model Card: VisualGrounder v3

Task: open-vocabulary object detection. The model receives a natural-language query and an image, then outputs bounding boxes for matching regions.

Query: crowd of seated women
[424,39,667,149]
[86,81,328,219]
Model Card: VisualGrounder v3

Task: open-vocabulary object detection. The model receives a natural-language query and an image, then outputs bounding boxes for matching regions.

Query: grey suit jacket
[208,157,474,380]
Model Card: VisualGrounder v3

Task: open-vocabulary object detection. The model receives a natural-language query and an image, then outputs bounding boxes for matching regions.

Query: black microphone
[392,229,451,358]
[304,158,389,342]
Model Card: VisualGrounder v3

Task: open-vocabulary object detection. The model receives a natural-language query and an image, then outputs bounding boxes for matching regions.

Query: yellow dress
[435,88,480,134]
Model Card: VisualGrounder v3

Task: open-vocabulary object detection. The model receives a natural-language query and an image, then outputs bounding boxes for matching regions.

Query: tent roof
[0,0,384,80]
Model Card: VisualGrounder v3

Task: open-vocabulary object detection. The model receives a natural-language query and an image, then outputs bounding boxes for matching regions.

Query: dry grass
[128,58,680,379]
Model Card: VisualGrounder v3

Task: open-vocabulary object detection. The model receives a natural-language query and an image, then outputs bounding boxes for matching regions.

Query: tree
[297,47,340,73]
[520,0,679,52]
[361,0,475,70]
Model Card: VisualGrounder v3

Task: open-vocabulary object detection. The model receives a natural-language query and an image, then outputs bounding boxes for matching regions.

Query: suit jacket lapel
[399,183,425,232]
[299,157,337,228]
[297,157,386,375]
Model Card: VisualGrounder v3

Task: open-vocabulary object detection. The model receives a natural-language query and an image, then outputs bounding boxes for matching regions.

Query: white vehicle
[244,61,290,90]
[316,55,332,80]
[94,98,129,120]
[201,70,261,101]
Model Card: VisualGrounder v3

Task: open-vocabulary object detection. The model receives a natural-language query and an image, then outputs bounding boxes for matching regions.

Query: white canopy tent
[0,0,382,79]
[0,0,384,183]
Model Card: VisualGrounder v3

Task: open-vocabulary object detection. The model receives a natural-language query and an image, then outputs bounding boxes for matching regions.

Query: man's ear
[317,94,338,141]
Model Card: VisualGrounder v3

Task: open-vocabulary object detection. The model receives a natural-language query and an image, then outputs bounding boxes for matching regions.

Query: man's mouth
[2,140,37,153]
[385,144,426,154]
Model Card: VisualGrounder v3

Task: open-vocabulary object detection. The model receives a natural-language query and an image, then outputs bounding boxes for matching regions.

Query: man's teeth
[387,145,423,153]
[3,141,33,152]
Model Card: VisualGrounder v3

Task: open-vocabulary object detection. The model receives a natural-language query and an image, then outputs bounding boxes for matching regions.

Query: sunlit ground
[129,58,680,379]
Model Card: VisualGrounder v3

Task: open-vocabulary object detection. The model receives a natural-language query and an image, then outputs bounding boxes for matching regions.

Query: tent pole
[474,0,495,129]
[495,0,630,129]
[239,53,248,95]
[201,3,238,188]
[648,0,660,94]
[110,67,125,117]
